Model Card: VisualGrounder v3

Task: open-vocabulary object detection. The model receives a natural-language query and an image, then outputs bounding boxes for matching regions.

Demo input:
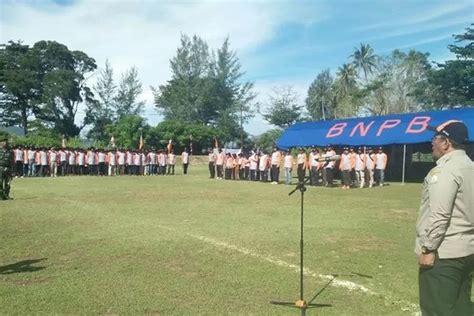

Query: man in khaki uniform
[415,121,474,316]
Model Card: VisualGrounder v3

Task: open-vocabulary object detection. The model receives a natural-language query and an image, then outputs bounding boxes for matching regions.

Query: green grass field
[1,165,427,315]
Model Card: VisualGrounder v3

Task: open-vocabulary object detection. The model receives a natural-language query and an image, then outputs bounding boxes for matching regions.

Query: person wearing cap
[0,134,14,200]
[415,121,474,316]
[283,150,295,185]
[270,147,281,184]
[354,147,367,188]
[365,147,376,187]
[324,145,336,187]
[181,148,189,175]
[375,147,387,186]
[339,147,353,189]
[207,149,216,179]
[309,147,321,186]
[296,148,307,183]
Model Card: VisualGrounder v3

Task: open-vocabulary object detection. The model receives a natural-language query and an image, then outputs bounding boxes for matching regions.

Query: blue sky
[1,0,472,135]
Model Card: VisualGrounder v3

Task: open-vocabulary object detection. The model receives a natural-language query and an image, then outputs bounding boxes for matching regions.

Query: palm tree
[351,43,378,83]
[336,63,358,97]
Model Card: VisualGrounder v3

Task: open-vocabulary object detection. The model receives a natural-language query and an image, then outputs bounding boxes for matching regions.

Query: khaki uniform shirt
[415,150,474,259]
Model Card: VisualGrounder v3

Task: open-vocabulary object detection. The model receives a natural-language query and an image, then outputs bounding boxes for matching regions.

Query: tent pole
[402,144,406,185]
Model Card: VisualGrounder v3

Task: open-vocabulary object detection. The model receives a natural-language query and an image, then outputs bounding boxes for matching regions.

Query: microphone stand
[270,177,331,315]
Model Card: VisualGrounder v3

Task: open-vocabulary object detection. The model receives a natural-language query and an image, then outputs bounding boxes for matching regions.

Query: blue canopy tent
[276,107,474,183]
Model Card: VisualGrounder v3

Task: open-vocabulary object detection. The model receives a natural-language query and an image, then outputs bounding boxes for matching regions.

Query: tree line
[1,25,472,152]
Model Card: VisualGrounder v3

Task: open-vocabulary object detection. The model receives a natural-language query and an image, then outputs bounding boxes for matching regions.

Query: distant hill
[0,126,25,136]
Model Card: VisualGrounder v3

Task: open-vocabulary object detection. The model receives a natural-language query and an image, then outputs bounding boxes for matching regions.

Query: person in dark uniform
[0,133,14,200]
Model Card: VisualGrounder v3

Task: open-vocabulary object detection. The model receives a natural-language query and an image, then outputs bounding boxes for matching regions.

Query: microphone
[315,155,340,162]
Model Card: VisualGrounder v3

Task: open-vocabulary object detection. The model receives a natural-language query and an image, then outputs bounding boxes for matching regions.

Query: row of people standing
[207,146,388,188]
[11,146,190,177]
[207,149,283,183]
[290,145,388,188]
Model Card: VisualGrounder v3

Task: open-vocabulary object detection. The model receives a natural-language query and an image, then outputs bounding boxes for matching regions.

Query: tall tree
[211,37,256,144]
[417,24,474,108]
[333,63,360,118]
[305,69,335,120]
[32,40,97,137]
[0,41,41,134]
[351,43,378,83]
[262,86,302,128]
[86,59,116,142]
[154,34,212,122]
[153,35,255,144]
[114,66,144,118]
[336,63,357,97]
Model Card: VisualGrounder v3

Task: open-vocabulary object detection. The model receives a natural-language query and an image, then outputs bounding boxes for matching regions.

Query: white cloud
[354,1,472,32]
[0,0,326,135]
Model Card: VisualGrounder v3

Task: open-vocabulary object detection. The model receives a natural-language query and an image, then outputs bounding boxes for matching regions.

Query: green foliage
[416,25,474,109]
[0,41,41,135]
[148,120,221,153]
[114,66,145,118]
[32,41,97,137]
[254,128,283,153]
[106,115,148,149]
[262,86,302,128]
[351,43,378,82]
[305,69,335,120]
[12,129,61,148]
[86,59,116,142]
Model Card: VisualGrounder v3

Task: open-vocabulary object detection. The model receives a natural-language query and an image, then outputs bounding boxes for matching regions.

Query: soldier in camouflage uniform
[0,133,13,200]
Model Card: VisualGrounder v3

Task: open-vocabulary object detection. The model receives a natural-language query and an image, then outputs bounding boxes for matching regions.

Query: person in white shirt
[39,148,49,177]
[249,152,259,181]
[181,148,190,175]
[14,146,24,178]
[27,147,36,177]
[77,149,85,175]
[158,150,167,175]
[147,150,157,176]
[215,149,225,179]
[296,148,307,183]
[208,149,216,179]
[309,147,322,186]
[97,150,106,176]
[284,150,294,185]
[324,146,336,187]
[58,149,68,176]
[375,147,388,186]
[354,147,367,188]
[68,149,76,175]
[365,148,376,187]
[270,147,281,184]
[116,149,125,176]
[126,150,133,175]
[49,148,58,177]
[132,151,141,176]
[87,148,97,176]
[108,150,117,176]
[259,151,269,182]
[167,150,176,175]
